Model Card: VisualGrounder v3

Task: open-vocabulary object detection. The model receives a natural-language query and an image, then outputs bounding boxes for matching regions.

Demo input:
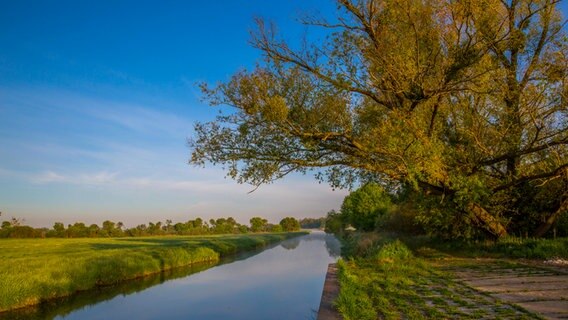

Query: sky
[1,1,567,228]
[0,0,347,227]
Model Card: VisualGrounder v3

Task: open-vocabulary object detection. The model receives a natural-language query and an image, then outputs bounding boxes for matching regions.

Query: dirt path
[449,260,568,320]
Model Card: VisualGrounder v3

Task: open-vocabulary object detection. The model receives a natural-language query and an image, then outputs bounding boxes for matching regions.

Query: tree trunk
[467,203,508,238]
[533,193,568,238]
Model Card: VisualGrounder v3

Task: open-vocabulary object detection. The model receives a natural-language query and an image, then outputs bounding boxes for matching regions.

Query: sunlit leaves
[190,0,567,237]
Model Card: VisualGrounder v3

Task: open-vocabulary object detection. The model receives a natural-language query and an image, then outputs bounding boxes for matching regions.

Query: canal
[10,231,341,320]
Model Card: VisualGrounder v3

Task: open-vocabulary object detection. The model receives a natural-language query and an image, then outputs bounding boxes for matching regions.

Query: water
[9,231,341,320]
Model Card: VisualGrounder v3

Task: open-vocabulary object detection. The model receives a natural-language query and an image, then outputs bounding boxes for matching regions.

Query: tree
[341,183,392,231]
[279,217,300,232]
[299,217,326,229]
[67,222,88,238]
[52,222,66,237]
[250,216,268,232]
[147,221,163,235]
[102,220,116,237]
[190,0,567,238]
[88,224,100,237]
[325,210,344,234]
[1,221,11,230]
[271,224,283,232]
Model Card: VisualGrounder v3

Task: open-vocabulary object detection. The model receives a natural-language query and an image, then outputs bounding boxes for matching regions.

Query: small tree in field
[279,217,301,232]
[250,216,268,232]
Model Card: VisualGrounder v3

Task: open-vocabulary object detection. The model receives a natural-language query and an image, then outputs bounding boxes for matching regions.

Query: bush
[374,240,413,261]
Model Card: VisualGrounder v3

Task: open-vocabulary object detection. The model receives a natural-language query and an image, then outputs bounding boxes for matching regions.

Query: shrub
[374,240,413,261]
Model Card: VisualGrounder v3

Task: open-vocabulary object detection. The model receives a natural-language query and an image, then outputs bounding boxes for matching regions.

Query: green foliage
[209,217,241,234]
[557,212,568,237]
[325,210,344,234]
[380,202,425,236]
[341,183,393,231]
[414,197,482,240]
[250,216,268,232]
[298,217,325,229]
[0,215,289,239]
[279,217,300,231]
[374,240,413,261]
[393,186,485,239]
[270,224,283,232]
[0,232,306,312]
[404,235,568,260]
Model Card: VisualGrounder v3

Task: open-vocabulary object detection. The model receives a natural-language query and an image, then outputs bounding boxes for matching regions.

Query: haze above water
[14,232,341,320]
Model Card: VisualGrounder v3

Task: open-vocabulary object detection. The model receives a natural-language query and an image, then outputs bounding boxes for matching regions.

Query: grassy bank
[402,235,568,260]
[0,232,305,312]
[335,233,549,320]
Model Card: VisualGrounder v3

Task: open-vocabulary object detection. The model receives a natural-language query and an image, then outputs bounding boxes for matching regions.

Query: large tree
[190,0,567,238]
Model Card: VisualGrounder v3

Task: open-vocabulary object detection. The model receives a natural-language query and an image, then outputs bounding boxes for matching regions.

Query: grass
[335,233,544,320]
[0,232,306,312]
[5,262,216,320]
[402,235,568,260]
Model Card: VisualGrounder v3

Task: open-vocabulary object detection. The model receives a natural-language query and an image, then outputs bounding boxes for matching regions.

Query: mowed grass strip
[0,232,305,312]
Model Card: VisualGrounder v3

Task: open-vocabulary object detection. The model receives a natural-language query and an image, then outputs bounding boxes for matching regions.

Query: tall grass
[402,235,568,260]
[0,232,305,312]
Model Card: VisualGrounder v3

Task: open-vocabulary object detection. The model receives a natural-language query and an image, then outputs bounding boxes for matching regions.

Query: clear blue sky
[0,0,345,227]
[1,1,567,227]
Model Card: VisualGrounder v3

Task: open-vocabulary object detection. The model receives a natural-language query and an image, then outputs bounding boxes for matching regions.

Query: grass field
[0,232,306,312]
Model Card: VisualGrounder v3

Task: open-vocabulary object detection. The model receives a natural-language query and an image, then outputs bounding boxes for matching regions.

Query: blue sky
[1,1,567,227]
[0,0,346,227]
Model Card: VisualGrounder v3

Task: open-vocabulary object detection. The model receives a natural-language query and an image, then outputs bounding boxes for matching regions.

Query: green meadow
[0,232,306,312]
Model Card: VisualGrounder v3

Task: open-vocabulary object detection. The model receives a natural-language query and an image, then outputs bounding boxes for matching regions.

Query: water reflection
[6,231,340,320]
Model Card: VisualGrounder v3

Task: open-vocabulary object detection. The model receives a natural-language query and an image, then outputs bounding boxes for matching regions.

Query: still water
[10,231,341,320]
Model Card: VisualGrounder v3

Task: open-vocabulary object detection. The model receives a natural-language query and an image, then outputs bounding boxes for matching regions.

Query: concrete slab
[457,263,568,319]
[492,289,568,302]
[468,280,568,293]
[317,264,342,320]
[464,276,568,287]
[514,300,568,317]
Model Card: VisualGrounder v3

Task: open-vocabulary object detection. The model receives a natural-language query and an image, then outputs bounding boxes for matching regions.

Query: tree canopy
[279,217,301,232]
[341,182,392,231]
[190,0,567,238]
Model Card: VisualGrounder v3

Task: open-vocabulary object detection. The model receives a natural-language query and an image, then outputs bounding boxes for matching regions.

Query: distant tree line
[298,217,325,229]
[0,215,301,238]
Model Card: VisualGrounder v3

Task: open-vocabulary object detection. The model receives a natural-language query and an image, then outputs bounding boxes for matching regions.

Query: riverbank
[334,233,568,319]
[0,232,306,312]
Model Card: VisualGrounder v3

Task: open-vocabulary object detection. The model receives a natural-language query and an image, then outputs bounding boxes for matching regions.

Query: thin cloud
[1,86,194,138]
[32,170,118,185]
[27,169,345,199]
